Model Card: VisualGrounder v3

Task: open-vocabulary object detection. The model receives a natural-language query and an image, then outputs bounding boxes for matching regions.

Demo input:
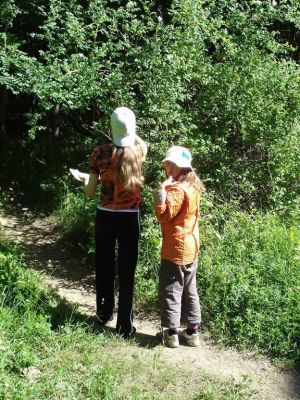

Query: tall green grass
[0,242,50,313]
[0,236,258,400]
[199,202,300,365]
[53,186,300,365]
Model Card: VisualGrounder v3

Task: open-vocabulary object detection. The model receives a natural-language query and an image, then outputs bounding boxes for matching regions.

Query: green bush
[1,0,300,209]
[53,186,97,250]
[198,200,300,364]
[52,180,300,364]
[0,241,50,313]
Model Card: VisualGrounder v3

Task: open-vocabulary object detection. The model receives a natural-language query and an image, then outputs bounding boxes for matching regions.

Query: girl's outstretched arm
[83,173,98,199]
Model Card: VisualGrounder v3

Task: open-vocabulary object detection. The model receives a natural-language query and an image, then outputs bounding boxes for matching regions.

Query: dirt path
[0,209,299,400]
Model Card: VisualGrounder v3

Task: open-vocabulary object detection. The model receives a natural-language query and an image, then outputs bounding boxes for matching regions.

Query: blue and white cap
[162,146,192,169]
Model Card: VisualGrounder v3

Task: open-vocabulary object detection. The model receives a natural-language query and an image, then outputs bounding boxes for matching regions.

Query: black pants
[95,209,140,335]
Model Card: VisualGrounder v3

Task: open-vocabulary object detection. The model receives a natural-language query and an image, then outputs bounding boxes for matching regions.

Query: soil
[0,209,299,400]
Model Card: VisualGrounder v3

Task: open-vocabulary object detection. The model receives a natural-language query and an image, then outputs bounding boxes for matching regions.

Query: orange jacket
[154,182,200,265]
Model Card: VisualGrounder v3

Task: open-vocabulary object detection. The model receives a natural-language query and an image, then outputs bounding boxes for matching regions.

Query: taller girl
[83,107,147,338]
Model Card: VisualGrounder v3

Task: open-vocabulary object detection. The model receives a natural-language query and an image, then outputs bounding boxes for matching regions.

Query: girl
[153,146,205,348]
[74,107,147,338]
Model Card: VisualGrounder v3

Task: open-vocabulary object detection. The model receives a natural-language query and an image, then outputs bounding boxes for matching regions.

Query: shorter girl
[153,146,205,348]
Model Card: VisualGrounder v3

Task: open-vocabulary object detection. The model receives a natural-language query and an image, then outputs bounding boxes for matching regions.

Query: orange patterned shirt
[90,144,141,210]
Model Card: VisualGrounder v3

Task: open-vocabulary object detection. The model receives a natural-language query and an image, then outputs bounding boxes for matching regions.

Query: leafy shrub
[52,179,98,262]
[135,211,161,312]
[0,241,50,313]
[52,178,300,364]
[199,200,300,364]
[1,0,300,209]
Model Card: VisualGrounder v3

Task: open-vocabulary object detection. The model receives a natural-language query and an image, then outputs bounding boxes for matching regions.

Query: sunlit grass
[52,186,300,365]
[0,236,259,400]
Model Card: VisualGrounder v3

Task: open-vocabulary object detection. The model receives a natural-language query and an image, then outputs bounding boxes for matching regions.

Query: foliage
[0,240,50,312]
[0,237,257,400]
[198,197,300,364]
[0,0,299,208]
[1,0,300,370]
[52,181,97,251]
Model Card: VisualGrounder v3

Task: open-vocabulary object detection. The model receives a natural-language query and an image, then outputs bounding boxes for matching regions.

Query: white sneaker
[160,328,179,348]
[179,329,200,347]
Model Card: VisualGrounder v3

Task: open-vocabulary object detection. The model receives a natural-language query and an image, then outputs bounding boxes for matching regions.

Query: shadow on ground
[49,296,160,349]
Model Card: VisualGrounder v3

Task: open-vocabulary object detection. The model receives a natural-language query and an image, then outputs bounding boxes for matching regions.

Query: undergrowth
[0,234,259,400]
[198,200,300,366]
[53,185,300,366]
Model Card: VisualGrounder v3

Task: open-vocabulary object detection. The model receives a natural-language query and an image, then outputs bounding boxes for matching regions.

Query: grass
[0,233,260,400]
[51,186,300,366]
[0,310,259,400]
[52,187,97,260]
[192,377,259,400]
[0,311,172,399]
[198,204,300,365]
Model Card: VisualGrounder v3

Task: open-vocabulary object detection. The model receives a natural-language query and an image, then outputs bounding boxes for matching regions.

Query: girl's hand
[153,176,173,205]
[69,169,89,184]
[160,176,173,190]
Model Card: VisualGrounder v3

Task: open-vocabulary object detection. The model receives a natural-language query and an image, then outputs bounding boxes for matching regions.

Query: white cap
[111,107,136,147]
[162,146,192,169]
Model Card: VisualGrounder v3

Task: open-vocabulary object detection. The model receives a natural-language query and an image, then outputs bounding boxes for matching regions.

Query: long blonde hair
[112,143,145,190]
[177,169,205,193]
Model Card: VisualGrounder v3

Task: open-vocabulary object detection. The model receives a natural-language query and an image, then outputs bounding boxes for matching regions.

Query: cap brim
[113,134,136,147]
[161,158,192,169]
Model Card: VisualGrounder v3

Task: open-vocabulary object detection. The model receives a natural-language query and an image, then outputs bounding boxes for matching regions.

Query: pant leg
[181,260,201,325]
[159,259,184,328]
[95,210,116,322]
[115,211,140,335]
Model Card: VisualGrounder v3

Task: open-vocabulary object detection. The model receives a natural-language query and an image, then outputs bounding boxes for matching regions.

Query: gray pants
[159,259,201,328]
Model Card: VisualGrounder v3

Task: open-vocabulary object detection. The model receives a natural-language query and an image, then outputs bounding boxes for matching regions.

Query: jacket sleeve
[154,186,185,223]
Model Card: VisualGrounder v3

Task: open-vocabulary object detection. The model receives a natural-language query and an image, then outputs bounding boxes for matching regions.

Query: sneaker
[179,329,200,347]
[162,329,179,348]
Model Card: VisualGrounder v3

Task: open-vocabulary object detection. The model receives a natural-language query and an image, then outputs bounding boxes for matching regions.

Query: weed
[52,183,300,364]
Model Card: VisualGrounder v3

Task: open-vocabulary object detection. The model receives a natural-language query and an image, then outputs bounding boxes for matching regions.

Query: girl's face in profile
[163,161,182,179]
